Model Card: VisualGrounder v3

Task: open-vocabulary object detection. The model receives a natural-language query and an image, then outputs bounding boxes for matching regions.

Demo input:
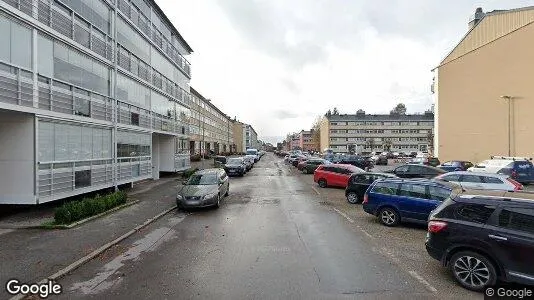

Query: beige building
[189,88,233,155]
[433,7,534,163]
[232,120,245,153]
[320,112,434,154]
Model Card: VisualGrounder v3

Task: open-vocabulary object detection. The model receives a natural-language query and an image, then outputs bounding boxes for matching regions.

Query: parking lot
[282,158,484,299]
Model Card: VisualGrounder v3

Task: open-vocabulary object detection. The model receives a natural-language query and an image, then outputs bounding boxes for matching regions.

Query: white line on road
[333,208,354,223]
[311,186,320,195]
[409,270,438,293]
[360,229,373,239]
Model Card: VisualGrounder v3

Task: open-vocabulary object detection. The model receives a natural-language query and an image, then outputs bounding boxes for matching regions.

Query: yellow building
[232,120,244,154]
[434,7,534,163]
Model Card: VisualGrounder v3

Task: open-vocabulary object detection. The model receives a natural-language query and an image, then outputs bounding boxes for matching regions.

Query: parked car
[438,160,474,172]
[468,156,534,184]
[213,156,227,168]
[426,189,534,291]
[246,148,260,162]
[435,171,523,191]
[292,156,308,167]
[176,169,229,209]
[245,155,257,167]
[300,159,331,174]
[386,164,446,179]
[224,157,247,177]
[362,178,460,226]
[334,155,373,170]
[409,156,441,167]
[345,172,397,204]
[374,155,388,166]
[243,156,254,171]
[314,164,365,188]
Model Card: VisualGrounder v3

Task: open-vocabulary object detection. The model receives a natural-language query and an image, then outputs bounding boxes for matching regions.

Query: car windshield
[187,174,218,185]
[227,158,243,164]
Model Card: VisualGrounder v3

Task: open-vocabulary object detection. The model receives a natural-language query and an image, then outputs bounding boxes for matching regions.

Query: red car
[314,164,365,188]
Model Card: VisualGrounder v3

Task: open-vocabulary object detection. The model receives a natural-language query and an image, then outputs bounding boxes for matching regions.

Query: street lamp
[500,95,514,156]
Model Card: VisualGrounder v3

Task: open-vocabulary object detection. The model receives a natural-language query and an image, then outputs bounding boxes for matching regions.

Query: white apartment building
[0,0,192,204]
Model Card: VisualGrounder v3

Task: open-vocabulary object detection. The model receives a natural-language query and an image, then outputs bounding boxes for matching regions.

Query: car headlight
[203,192,218,200]
[176,195,183,200]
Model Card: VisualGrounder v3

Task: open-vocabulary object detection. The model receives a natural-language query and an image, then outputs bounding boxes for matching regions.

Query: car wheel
[318,179,327,188]
[449,251,497,292]
[379,207,400,226]
[346,192,359,204]
[214,194,220,208]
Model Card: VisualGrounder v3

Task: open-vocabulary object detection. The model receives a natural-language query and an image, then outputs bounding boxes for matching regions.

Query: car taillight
[362,194,369,204]
[507,178,523,190]
[428,221,447,233]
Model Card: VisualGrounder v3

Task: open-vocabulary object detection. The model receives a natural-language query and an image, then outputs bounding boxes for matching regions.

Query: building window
[131,112,140,126]
[75,170,91,189]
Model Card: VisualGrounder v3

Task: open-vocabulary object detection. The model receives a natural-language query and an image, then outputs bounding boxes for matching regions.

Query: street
[51,154,480,299]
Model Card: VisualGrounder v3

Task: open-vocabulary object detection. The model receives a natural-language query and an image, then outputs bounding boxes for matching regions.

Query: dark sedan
[300,159,331,174]
[224,157,247,176]
[345,172,397,204]
[335,155,373,170]
[386,164,446,179]
[437,160,474,172]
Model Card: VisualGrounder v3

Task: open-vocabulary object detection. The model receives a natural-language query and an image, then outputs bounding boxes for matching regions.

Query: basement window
[75,170,91,189]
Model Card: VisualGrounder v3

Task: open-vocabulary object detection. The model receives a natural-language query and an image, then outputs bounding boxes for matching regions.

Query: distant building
[298,130,318,152]
[232,121,260,153]
[320,112,434,154]
[189,88,233,155]
[433,6,534,162]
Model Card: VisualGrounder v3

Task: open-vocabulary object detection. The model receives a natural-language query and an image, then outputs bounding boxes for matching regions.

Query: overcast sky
[156,0,533,144]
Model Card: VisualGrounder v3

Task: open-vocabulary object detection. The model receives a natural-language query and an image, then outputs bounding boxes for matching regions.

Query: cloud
[157,0,534,143]
[271,110,299,120]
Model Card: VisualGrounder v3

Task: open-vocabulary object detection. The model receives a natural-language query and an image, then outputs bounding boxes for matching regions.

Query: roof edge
[150,0,193,53]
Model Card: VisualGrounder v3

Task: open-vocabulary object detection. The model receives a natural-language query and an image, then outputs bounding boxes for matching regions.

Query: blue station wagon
[362,178,462,227]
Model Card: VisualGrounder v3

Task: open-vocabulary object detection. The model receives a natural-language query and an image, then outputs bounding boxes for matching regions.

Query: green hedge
[54,191,128,225]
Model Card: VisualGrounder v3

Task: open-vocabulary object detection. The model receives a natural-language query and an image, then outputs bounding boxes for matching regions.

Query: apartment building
[0,0,192,204]
[298,130,317,152]
[433,7,534,162]
[319,112,434,154]
[244,124,259,150]
[189,88,233,155]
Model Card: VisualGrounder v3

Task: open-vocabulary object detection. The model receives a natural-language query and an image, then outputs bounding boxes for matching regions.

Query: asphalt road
[55,154,440,300]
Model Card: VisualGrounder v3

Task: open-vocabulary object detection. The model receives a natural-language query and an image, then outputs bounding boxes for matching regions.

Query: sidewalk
[0,177,181,299]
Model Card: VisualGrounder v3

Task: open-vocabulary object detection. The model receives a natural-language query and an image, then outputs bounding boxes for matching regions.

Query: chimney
[468,7,485,30]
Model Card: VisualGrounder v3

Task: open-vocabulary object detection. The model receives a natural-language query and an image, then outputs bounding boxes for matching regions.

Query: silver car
[176,169,230,209]
[435,171,523,191]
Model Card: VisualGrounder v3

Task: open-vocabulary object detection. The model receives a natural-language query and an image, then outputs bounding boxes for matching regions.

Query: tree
[382,138,392,152]
[427,131,435,155]
[311,116,321,150]
[332,107,339,115]
[365,138,376,151]
[356,109,365,115]
[390,103,407,115]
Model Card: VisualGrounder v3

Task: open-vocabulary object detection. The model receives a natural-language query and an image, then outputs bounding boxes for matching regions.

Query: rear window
[454,203,496,224]
[371,182,399,195]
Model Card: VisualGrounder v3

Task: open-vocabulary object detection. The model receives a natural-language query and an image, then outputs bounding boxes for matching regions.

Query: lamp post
[500,95,514,156]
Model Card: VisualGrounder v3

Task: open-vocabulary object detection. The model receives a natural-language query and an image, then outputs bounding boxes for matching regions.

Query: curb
[9,205,178,300]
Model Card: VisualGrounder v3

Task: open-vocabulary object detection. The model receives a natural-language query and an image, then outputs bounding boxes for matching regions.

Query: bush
[54,191,129,225]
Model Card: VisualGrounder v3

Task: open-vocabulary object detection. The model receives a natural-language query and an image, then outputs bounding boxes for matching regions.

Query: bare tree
[427,131,435,155]
[311,116,321,150]
[366,138,376,151]
[382,138,392,152]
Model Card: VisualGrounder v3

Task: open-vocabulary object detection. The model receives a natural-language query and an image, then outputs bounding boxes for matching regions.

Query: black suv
[426,190,534,292]
[334,155,373,170]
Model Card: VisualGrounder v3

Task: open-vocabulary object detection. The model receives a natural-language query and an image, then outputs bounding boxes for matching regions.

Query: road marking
[360,229,373,239]
[311,186,321,195]
[333,208,354,223]
[409,270,438,293]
